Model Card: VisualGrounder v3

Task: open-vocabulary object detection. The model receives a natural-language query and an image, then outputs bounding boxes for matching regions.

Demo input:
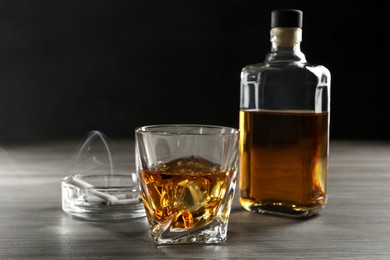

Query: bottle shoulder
[240,62,331,90]
[242,61,328,72]
[241,62,330,80]
[240,62,331,111]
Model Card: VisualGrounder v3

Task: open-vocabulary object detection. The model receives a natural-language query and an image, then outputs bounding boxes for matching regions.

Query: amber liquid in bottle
[239,110,328,217]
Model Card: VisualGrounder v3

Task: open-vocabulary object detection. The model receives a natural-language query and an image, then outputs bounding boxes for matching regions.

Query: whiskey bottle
[239,9,331,217]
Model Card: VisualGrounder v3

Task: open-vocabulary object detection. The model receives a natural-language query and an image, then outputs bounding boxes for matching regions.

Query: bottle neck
[266,27,306,63]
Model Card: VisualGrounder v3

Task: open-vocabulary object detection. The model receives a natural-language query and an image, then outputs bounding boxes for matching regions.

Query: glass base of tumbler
[151,219,228,245]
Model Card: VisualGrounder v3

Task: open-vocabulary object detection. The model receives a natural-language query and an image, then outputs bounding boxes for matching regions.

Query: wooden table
[1,139,390,259]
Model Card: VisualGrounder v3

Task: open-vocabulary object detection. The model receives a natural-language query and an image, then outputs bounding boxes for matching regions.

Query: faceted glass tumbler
[135,124,239,244]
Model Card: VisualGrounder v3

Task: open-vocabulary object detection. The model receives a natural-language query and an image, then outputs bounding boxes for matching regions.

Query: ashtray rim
[61,173,146,221]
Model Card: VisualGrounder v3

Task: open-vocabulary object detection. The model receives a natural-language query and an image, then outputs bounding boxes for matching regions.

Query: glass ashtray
[61,173,146,221]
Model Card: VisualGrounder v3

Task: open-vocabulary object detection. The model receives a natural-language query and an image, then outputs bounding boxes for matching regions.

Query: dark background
[0,0,388,143]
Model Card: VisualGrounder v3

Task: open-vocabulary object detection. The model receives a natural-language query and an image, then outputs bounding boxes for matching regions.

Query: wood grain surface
[1,140,390,259]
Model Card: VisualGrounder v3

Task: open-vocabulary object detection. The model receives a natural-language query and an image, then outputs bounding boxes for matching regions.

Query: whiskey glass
[135,124,239,244]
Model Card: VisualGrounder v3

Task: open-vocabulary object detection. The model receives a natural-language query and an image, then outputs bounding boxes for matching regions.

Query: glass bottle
[239,9,331,217]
